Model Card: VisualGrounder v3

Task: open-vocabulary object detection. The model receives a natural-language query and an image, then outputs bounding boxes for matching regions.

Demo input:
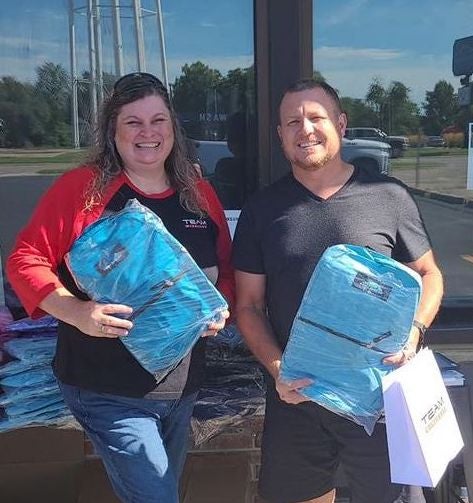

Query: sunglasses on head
[112,72,167,94]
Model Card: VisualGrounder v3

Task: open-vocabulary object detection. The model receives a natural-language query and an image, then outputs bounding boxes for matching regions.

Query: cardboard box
[0,426,85,503]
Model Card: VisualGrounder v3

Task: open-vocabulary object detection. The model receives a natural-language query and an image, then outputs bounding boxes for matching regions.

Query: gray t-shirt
[232,167,431,348]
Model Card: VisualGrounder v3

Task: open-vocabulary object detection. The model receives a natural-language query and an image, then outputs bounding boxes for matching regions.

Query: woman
[7,72,234,503]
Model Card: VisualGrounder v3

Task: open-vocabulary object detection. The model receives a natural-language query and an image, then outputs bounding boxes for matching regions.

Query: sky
[0,0,253,84]
[0,0,472,105]
[314,0,473,104]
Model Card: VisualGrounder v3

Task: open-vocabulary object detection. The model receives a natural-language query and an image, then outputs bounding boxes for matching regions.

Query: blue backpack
[66,199,228,381]
[280,244,422,434]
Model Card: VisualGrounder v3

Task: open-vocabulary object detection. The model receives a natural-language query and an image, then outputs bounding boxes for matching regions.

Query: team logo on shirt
[182,218,208,229]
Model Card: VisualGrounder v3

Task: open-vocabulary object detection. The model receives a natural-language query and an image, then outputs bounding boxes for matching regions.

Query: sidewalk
[409,186,473,208]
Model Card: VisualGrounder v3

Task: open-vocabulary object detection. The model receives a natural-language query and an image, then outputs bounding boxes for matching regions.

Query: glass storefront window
[0,0,255,209]
[163,0,256,209]
[313,0,473,302]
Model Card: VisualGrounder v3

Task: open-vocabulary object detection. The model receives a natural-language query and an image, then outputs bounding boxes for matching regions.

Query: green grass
[391,161,438,171]
[37,167,73,174]
[404,147,466,158]
[0,150,87,164]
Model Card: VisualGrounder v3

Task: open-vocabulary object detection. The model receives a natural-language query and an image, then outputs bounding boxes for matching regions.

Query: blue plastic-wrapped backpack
[65,199,228,381]
[280,244,422,434]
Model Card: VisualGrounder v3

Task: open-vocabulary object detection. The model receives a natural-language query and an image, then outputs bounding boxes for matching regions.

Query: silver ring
[100,324,106,333]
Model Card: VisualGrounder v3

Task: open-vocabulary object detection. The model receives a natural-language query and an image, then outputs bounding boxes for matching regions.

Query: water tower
[68,0,168,147]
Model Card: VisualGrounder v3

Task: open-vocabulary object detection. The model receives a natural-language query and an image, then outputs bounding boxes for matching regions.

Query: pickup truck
[341,137,391,175]
[345,127,409,158]
[195,137,391,177]
[194,137,391,208]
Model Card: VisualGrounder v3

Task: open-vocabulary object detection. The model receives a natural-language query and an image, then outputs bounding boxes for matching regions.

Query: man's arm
[235,270,311,403]
[384,249,443,365]
[235,270,281,378]
[405,249,444,328]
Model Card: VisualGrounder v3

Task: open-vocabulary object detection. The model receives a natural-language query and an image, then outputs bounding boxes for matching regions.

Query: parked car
[345,127,409,158]
[341,137,391,174]
[194,138,391,209]
[193,140,232,177]
[426,135,446,147]
[194,137,391,177]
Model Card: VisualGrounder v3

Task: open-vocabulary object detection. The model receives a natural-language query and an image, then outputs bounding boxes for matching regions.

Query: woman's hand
[73,301,133,338]
[40,288,133,338]
[201,309,230,337]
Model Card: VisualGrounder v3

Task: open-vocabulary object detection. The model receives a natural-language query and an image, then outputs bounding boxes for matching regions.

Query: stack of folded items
[0,316,72,431]
[0,306,15,357]
[0,306,13,334]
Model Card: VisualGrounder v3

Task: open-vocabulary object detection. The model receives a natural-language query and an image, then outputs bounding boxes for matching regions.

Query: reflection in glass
[171,63,256,208]
[0,0,255,208]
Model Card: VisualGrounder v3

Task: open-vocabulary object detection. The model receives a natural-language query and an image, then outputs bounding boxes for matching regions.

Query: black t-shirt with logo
[54,183,219,398]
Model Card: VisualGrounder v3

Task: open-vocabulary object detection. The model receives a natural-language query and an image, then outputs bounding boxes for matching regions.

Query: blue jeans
[59,381,197,503]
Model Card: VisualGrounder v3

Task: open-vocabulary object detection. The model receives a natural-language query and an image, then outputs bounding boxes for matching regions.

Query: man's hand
[383,326,419,366]
[201,309,230,337]
[275,374,313,405]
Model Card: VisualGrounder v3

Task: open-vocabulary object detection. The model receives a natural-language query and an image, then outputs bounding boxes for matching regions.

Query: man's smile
[298,139,322,149]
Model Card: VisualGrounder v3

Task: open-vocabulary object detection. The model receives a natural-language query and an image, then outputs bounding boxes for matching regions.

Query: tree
[340,97,377,127]
[386,81,420,135]
[171,62,223,139]
[219,66,255,115]
[172,62,222,116]
[34,62,71,146]
[365,78,419,134]
[451,104,473,148]
[422,80,459,135]
[76,70,118,146]
[313,70,326,83]
[0,76,47,147]
[35,62,70,113]
[366,78,387,128]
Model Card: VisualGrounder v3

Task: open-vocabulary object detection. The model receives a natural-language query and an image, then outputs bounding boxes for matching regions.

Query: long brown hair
[86,72,203,213]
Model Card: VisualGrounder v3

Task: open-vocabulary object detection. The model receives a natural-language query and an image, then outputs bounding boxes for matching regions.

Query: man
[232,80,443,503]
